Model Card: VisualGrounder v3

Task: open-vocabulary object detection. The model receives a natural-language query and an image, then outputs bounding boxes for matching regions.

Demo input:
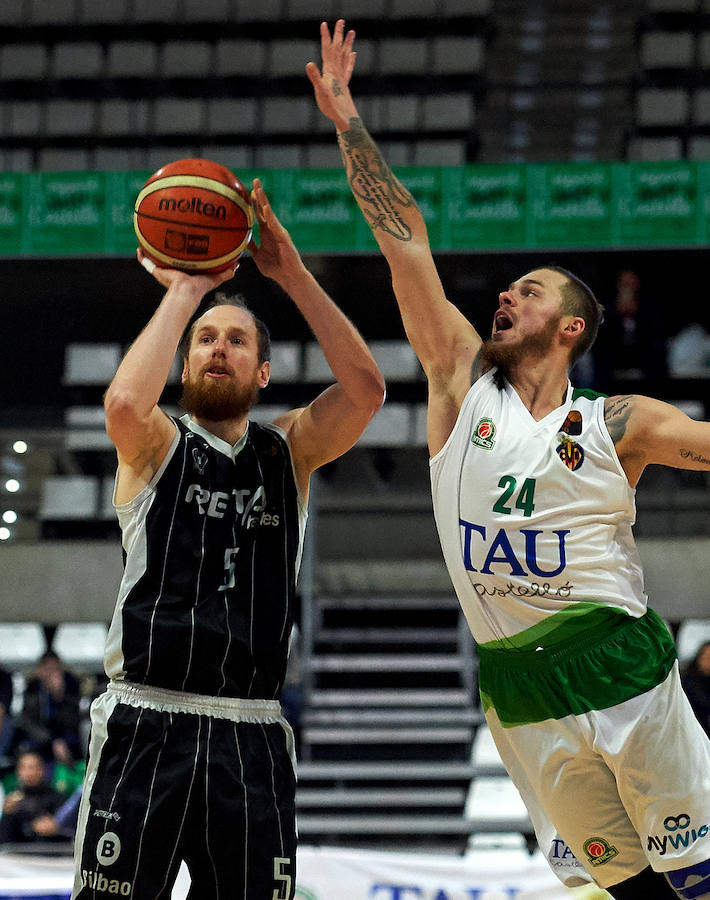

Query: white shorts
[486,662,710,888]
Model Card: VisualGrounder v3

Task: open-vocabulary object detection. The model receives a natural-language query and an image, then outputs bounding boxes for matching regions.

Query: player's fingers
[320,20,331,51]
[333,18,345,47]
[140,255,156,275]
[305,61,321,85]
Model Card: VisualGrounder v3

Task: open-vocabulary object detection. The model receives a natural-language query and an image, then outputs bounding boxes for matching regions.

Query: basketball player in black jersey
[70,178,385,900]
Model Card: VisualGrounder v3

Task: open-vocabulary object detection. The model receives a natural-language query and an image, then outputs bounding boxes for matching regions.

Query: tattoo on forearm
[338,118,416,241]
[604,395,634,445]
[680,448,710,467]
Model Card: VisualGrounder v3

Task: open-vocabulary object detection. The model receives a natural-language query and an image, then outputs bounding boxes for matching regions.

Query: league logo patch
[472,417,496,450]
[560,410,583,436]
[583,836,619,867]
[557,437,584,471]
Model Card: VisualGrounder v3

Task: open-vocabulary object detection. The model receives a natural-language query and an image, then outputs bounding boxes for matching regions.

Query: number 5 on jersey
[219,547,239,591]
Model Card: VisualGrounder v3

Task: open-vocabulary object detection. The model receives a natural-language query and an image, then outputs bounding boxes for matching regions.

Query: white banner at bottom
[0,846,609,899]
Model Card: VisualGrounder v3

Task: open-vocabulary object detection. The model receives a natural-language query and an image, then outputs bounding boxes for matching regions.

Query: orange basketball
[133,158,254,273]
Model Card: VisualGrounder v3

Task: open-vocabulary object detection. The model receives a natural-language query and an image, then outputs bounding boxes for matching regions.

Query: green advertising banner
[530,163,615,247]
[273,168,364,252]
[1,161,709,257]
[614,161,700,246]
[24,171,108,255]
[442,164,529,249]
[0,173,25,254]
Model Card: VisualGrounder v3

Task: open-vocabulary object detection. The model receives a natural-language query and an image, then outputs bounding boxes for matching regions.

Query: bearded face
[481,313,562,380]
[180,364,261,421]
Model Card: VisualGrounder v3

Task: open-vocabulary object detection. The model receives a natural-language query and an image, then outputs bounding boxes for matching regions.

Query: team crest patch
[192,447,208,474]
[557,437,584,471]
[472,418,496,449]
[583,836,619,867]
[560,410,583,436]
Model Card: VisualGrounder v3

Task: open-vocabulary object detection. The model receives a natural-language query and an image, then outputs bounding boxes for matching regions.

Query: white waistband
[108,680,282,723]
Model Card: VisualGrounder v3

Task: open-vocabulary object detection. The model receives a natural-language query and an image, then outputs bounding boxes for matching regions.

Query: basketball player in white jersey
[70,178,384,899]
[308,20,710,900]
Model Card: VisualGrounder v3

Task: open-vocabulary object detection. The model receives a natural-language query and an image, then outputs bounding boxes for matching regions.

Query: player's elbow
[364,369,387,416]
[104,385,145,437]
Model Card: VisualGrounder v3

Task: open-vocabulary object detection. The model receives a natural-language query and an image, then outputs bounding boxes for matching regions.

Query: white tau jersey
[430,370,647,646]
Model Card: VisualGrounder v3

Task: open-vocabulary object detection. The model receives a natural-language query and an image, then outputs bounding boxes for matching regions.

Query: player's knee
[665,858,710,899]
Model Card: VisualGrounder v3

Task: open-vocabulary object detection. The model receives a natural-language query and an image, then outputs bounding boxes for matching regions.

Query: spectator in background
[29,783,82,842]
[16,651,82,765]
[0,751,64,845]
[0,665,14,767]
[682,641,710,738]
[594,269,668,395]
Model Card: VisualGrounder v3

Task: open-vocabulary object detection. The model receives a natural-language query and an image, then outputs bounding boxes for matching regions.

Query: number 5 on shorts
[272,857,292,900]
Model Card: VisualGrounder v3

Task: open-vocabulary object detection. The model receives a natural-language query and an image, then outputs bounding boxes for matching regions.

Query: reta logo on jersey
[184,484,265,519]
[158,196,227,219]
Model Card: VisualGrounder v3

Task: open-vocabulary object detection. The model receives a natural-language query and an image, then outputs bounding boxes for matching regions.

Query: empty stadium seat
[640,31,695,69]
[182,0,231,21]
[107,41,159,78]
[414,140,467,165]
[0,624,47,671]
[52,623,108,672]
[379,38,430,75]
[676,620,710,664]
[369,341,422,381]
[38,476,100,522]
[268,342,303,383]
[161,41,213,78]
[153,99,204,135]
[205,99,258,136]
[63,344,121,387]
[0,44,48,80]
[261,97,314,134]
[635,88,689,127]
[45,100,96,137]
[358,404,412,447]
[626,135,683,161]
[268,39,318,77]
[214,40,267,76]
[52,42,104,79]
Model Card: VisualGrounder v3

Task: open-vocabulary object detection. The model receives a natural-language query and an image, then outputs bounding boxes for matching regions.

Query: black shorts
[71,682,297,900]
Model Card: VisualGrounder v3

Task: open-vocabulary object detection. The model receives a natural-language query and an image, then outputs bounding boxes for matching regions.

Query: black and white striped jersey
[104,414,307,700]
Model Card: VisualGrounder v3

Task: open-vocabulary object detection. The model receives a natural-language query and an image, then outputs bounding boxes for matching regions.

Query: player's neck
[506,356,570,421]
[191,414,249,447]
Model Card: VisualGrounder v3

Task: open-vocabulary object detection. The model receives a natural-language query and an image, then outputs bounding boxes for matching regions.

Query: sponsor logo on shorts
[648,813,710,856]
[583,836,619,867]
[472,418,496,450]
[96,831,121,867]
[93,809,121,822]
[82,870,133,896]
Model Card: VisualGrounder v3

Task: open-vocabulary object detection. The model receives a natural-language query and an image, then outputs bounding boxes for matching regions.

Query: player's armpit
[607,393,710,481]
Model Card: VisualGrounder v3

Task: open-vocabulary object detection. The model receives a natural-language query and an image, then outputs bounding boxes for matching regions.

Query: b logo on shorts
[665,814,691,832]
[97,832,121,867]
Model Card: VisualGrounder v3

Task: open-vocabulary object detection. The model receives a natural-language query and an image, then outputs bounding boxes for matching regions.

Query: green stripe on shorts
[477,606,676,727]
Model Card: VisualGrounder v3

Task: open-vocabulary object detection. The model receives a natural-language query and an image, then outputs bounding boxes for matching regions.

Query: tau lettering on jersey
[459,519,570,578]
